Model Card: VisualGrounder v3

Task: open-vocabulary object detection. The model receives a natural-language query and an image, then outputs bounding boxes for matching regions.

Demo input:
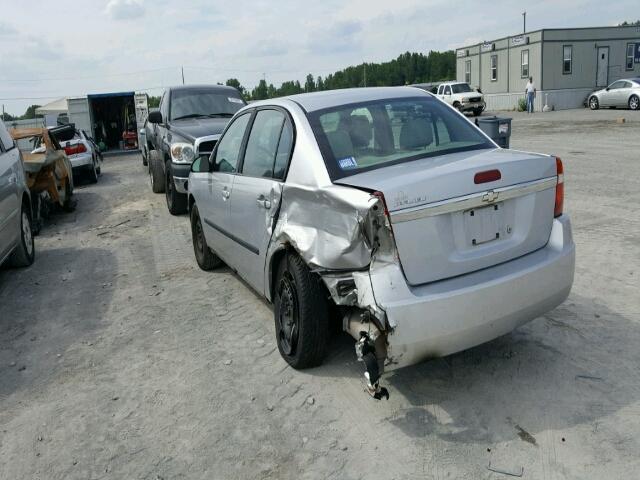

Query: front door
[227,109,293,294]
[597,47,609,87]
[196,112,252,264]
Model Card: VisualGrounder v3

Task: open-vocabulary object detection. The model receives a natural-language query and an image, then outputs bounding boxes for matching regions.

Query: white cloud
[105,0,145,20]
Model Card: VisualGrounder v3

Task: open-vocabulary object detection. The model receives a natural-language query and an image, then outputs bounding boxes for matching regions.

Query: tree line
[148,50,455,106]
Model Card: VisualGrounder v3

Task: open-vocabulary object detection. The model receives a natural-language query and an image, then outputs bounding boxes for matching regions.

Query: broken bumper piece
[372,215,575,371]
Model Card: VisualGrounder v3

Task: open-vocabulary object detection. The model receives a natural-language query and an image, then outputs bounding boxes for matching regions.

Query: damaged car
[187,87,575,398]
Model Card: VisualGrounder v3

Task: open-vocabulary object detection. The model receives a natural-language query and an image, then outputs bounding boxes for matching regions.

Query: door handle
[256,195,271,209]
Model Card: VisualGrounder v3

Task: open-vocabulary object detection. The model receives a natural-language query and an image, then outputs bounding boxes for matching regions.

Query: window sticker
[228,97,244,104]
[338,156,358,170]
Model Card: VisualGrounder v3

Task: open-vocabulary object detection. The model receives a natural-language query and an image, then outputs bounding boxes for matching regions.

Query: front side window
[444,85,452,95]
[213,112,251,173]
[490,55,498,81]
[563,45,572,74]
[521,49,529,78]
[242,109,286,178]
[170,88,245,121]
[308,96,494,180]
[626,43,635,71]
[464,61,471,84]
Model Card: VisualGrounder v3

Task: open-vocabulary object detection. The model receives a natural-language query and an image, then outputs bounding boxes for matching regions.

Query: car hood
[170,117,230,143]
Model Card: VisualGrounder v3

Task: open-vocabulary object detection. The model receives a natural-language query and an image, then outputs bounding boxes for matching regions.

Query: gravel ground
[1,108,639,479]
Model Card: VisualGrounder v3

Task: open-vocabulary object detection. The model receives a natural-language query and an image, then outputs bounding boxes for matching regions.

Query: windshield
[308,96,493,180]
[170,89,245,121]
[451,83,473,94]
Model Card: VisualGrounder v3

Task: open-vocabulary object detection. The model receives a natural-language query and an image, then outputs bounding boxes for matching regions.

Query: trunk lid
[335,148,557,285]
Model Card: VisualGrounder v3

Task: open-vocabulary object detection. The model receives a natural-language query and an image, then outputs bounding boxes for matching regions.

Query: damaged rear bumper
[368,215,575,371]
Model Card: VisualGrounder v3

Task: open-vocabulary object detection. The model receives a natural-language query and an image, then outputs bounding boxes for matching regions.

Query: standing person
[525,77,536,114]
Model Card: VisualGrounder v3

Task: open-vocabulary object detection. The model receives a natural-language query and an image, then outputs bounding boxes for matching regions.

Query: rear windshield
[451,83,473,93]
[308,96,493,180]
[170,89,246,120]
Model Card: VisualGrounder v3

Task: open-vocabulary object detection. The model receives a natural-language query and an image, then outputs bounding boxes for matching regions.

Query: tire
[473,108,482,117]
[190,204,222,270]
[274,253,329,369]
[87,157,98,184]
[453,102,463,112]
[149,150,165,193]
[165,163,187,215]
[9,202,35,267]
[629,95,640,111]
[61,179,75,212]
[589,96,599,110]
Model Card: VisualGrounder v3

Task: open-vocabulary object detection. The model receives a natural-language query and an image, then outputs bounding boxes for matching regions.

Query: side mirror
[605,88,610,91]
[148,111,163,124]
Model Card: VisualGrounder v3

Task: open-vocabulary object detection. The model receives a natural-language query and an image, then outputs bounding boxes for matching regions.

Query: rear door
[194,112,252,265]
[226,108,293,294]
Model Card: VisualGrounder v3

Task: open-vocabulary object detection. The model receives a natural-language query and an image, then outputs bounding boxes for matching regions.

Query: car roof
[168,84,240,94]
[284,87,430,113]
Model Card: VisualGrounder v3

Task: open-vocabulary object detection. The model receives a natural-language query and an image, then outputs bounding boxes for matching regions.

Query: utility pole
[181,66,185,85]
[522,11,526,33]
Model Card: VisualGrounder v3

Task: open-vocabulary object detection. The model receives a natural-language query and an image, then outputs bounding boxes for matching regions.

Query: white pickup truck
[436,82,485,116]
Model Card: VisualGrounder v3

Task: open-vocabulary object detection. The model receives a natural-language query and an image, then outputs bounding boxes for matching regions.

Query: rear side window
[274,120,293,180]
[0,120,14,151]
[308,96,493,180]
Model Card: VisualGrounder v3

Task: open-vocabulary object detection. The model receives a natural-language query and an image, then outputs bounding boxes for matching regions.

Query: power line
[0,67,180,83]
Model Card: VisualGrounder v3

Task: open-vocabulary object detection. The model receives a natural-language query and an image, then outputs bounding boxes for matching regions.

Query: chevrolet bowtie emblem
[482,190,499,203]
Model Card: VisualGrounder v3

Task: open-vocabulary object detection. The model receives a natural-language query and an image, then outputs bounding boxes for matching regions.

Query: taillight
[64,143,87,155]
[372,191,390,217]
[554,157,564,217]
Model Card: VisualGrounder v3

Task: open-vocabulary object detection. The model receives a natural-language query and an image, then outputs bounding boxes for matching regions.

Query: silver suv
[0,119,34,268]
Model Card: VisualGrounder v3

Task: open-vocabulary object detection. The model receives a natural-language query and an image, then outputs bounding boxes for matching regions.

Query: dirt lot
[1,108,639,479]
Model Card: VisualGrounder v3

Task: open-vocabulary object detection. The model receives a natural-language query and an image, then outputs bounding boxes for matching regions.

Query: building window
[563,45,572,74]
[490,55,497,81]
[626,43,635,71]
[521,49,529,78]
[465,60,471,84]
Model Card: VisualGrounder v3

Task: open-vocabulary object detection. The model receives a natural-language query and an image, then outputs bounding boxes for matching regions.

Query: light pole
[522,11,526,33]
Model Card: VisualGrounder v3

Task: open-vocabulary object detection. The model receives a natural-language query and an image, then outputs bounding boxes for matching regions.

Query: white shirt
[526,82,536,94]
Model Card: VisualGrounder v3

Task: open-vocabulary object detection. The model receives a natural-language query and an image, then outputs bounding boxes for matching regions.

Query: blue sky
[0,0,636,114]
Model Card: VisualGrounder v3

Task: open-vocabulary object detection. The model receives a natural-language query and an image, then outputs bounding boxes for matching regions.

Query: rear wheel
[629,95,639,111]
[149,150,165,193]
[589,96,599,110]
[9,202,35,267]
[165,164,187,215]
[274,253,329,369]
[473,108,482,117]
[190,204,222,270]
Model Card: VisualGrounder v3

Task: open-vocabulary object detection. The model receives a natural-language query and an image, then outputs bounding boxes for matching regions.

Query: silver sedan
[188,87,575,397]
[588,77,640,110]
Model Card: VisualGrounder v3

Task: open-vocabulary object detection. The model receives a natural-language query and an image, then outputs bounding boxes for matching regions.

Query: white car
[57,128,102,183]
[436,81,485,116]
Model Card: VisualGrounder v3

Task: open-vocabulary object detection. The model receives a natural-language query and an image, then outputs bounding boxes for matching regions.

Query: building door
[596,47,609,87]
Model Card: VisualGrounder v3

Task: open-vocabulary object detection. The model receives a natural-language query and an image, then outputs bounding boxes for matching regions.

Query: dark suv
[147,85,246,214]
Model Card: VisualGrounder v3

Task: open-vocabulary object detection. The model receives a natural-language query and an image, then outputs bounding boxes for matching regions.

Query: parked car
[147,85,246,215]
[588,77,640,110]
[0,119,34,268]
[187,87,575,398]
[52,126,102,183]
[433,81,485,116]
